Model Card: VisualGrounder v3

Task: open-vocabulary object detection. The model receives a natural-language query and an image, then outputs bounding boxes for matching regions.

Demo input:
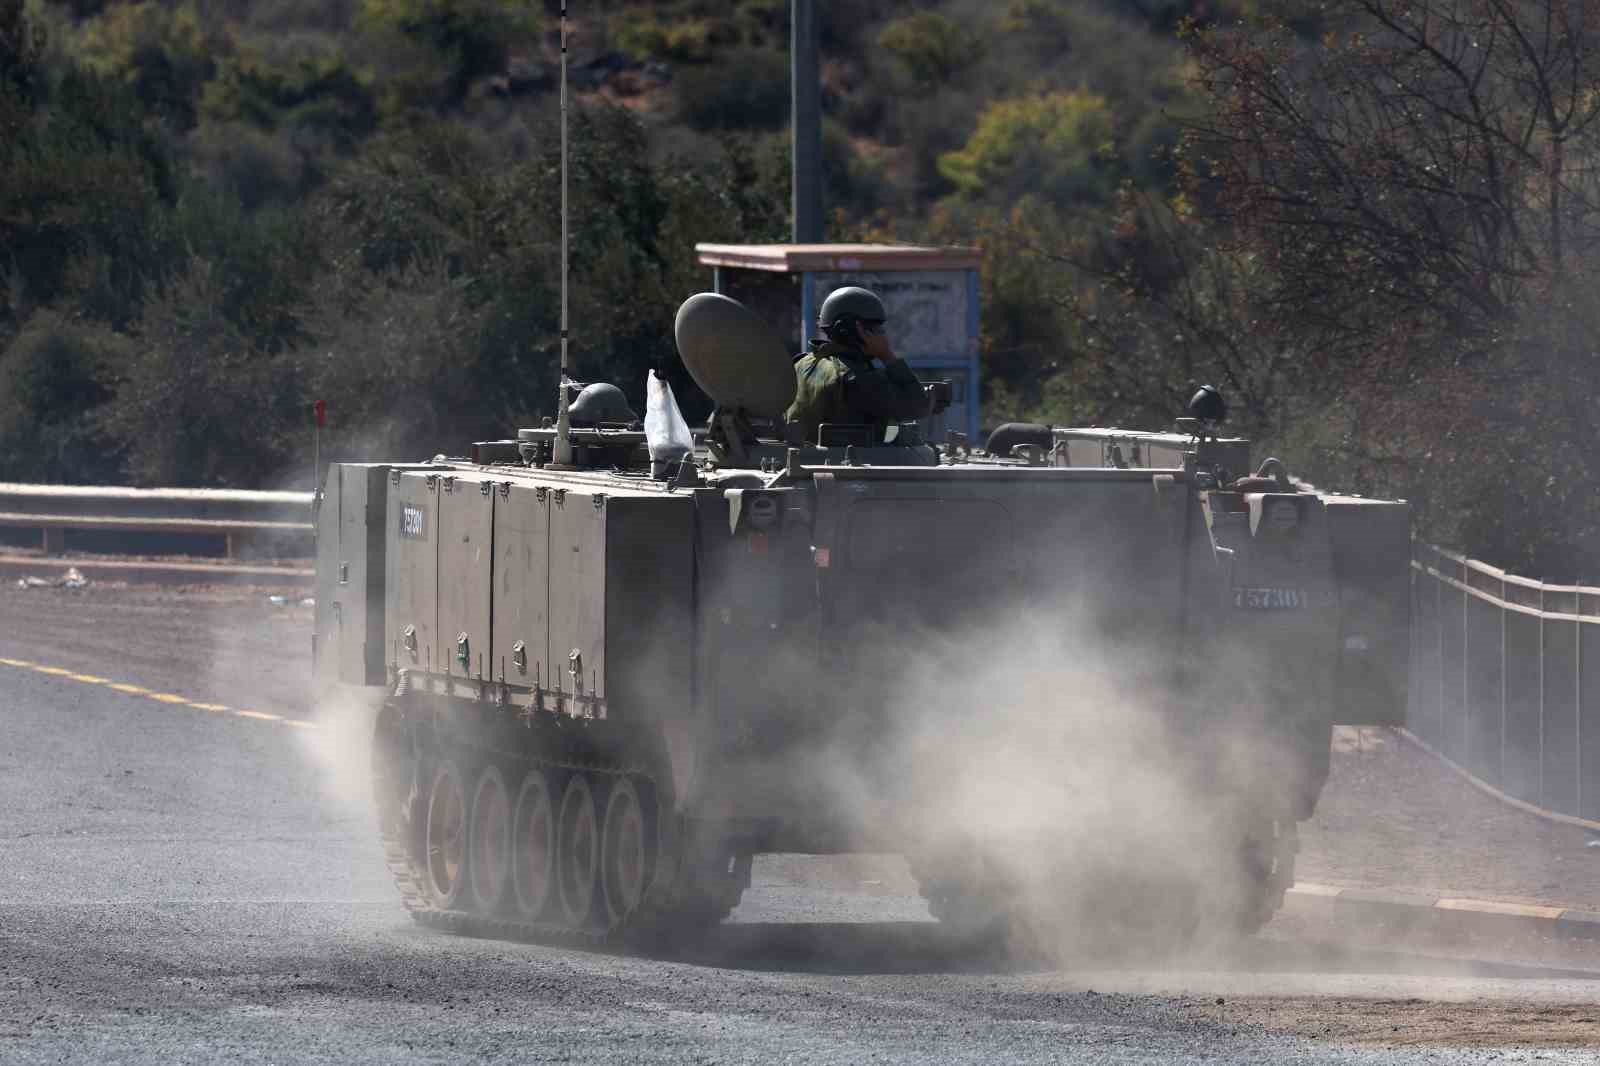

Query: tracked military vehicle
[313,294,1344,948]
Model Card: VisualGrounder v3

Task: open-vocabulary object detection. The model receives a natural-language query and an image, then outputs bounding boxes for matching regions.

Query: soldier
[785,286,931,443]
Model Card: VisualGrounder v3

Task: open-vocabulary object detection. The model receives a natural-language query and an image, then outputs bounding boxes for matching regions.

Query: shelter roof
[694,243,980,274]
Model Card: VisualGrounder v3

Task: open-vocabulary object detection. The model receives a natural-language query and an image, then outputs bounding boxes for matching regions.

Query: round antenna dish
[673,293,796,419]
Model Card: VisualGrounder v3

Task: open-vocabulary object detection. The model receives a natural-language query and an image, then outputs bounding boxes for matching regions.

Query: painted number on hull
[1233,586,1304,609]
[400,503,428,540]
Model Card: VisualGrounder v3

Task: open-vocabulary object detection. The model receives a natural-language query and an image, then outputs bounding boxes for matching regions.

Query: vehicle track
[373,690,749,951]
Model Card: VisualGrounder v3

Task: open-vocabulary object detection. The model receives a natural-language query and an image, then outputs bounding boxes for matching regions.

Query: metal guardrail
[0,483,315,556]
[1408,541,1600,822]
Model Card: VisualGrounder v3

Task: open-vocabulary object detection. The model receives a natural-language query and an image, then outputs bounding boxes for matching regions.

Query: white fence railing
[1409,541,1600,822]
[0,483,314,556]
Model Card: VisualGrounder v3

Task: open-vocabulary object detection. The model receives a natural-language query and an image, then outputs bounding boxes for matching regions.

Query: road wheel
[556,772,600,929]
[423,760,469,908]
[512,769,557,920]
[1231,817,1298,934]
[601,777,654,925]
[468,765,512,913]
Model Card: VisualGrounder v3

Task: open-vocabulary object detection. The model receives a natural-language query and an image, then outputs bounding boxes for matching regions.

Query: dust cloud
[803,601,1309,962]
[296,681,385,825]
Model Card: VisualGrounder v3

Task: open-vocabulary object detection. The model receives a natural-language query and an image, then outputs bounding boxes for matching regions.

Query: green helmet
[817,286,886,329]
[568,382,638,426]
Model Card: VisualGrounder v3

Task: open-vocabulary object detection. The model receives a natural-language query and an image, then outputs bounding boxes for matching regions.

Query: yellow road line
[1436,897,1566,919]
[0,657,316,731]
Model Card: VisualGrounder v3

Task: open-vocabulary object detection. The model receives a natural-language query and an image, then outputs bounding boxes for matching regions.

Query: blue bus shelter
[695,243,982,443]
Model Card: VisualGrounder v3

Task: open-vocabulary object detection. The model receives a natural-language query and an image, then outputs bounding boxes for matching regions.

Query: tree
[1184,0,1600,359]
[1180,0,1600,573]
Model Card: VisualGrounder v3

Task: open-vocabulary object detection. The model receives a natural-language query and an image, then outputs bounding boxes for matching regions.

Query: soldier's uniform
[786,339,930,443]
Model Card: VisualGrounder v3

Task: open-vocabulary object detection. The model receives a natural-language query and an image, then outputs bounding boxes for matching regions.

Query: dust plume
[297,681,385,824]
[808,599,1306,962]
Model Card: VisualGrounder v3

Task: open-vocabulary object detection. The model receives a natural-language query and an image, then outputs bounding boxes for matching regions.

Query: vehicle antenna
[551,3,574,467]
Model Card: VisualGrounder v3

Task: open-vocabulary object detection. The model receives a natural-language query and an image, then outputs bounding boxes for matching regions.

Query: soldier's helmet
[817,286,887,329]
[569,382,639,426]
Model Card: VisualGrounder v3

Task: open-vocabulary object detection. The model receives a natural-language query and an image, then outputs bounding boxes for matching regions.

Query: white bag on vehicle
[645,369,693,464]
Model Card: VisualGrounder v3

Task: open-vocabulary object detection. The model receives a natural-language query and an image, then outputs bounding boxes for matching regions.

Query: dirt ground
[1301,727,1600,910]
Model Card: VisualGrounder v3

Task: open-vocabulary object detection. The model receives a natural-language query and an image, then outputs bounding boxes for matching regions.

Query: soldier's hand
[857,321,897,363]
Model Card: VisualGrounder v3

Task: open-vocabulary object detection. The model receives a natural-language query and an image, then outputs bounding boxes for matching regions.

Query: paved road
[2,585,1600,1062]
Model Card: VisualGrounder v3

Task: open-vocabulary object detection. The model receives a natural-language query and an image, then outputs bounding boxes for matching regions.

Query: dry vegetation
[2,0,1598,572]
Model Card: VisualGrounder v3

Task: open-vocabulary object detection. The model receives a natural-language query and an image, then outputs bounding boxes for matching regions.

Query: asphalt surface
[3,585,1600,1062]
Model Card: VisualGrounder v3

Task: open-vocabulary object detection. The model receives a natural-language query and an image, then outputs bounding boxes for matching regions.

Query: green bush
[189,122,309,210]
[74,1,218,129]
[358,0,538,107]
[611,11,725,63]
[0,310,131,481]
[104,257,303,486]
[1,65,179,329]
[201,53,376,149]
[674,47,789,131]
[938,91,1121,207]
[877,12,983,88]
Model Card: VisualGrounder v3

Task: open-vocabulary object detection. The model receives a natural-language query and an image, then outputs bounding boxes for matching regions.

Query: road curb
[0,554,312,587]
[1287,881,1600,940]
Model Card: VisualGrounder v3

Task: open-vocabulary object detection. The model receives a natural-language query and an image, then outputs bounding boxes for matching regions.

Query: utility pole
[791,0,821,243]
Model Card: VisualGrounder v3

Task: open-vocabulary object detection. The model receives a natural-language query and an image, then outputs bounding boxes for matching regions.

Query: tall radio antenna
[551,2,574,466]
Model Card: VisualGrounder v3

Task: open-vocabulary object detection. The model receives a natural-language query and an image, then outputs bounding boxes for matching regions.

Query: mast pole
[552,2,574,466]
[791,0,821,242]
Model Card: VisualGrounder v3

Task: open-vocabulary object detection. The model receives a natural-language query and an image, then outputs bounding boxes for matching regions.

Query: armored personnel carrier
[314,294,1344,947]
